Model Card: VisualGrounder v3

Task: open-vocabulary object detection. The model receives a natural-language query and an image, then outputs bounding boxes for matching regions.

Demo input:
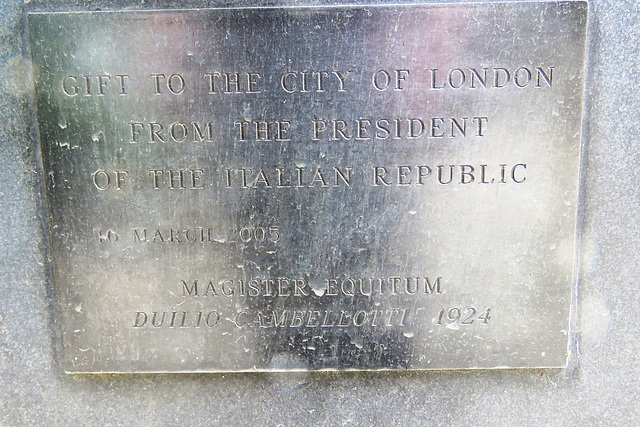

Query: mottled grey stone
[0,0,639,424]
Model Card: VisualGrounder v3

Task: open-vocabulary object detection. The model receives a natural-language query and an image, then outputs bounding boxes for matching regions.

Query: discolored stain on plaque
[28,2,587,373]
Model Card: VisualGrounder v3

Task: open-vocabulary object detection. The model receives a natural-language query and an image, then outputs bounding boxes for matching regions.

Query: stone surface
[1,0,639,424]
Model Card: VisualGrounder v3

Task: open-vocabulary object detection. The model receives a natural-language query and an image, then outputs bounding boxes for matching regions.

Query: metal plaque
[29,2,588,373]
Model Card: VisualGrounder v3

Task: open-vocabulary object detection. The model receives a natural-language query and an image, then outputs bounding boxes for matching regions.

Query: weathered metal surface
[28,2,587,373]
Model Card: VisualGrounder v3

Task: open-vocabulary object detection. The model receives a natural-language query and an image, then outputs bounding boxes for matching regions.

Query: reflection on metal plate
[29,2,588,373]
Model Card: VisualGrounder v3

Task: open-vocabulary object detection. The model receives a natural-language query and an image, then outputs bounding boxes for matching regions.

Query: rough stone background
[0,0,638,425]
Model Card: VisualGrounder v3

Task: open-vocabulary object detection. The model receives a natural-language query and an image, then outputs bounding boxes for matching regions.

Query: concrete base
[1,0,638,424]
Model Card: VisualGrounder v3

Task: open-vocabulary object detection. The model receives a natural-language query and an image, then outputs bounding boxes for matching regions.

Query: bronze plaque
[29,2,588,373]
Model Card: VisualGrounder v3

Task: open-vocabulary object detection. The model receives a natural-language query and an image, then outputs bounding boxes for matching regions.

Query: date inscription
[435,308,491,326]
